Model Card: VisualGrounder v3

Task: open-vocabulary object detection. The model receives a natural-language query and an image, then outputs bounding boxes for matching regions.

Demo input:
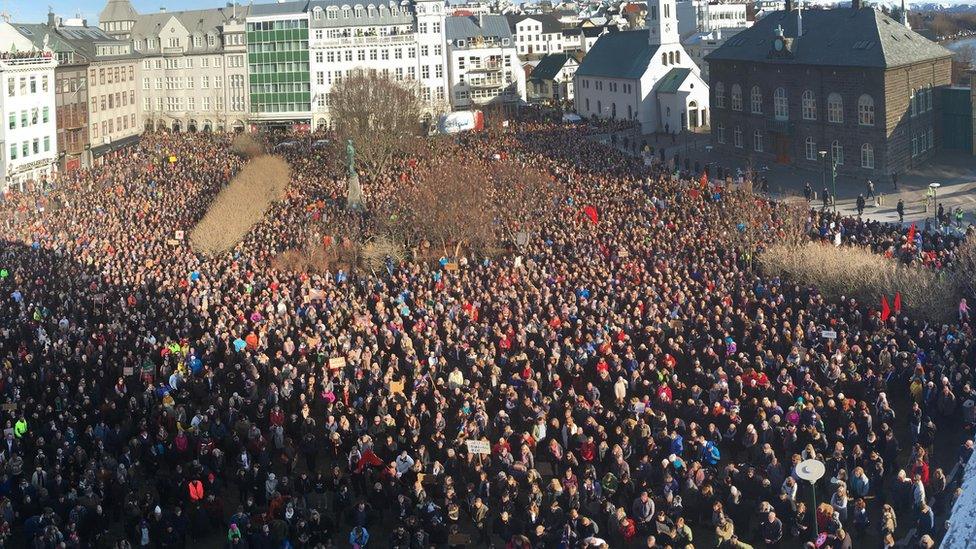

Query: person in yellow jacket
[14,417,27,438]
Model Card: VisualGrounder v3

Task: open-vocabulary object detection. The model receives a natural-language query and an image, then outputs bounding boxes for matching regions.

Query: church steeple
[647,0,679,46]
[900,0,910,28]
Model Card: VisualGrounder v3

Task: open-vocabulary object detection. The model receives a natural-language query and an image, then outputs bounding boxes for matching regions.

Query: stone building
[99,0,251,132]
[706,0,952,181]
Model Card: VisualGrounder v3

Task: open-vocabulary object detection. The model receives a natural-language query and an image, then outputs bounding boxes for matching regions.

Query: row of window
[135,33,243,52]
[143,75,230,90]
[6,75,49,98]
[90,91,135,113]
[142,56,232,71]
[311,4,410,20]
[583,98,636,119]
[661,50,682,66]
[580,79,634,94]
[7,107,50,130]
[88,65,134,86]
[90,114,136,140]
[715,126,878,169]
[715,83,877,125]
[247,20,309,32]
[312,25,412,41]
[316,46,415,63]
[458,55,511,71]
[8,137,51,161]
[55,76,86,94]
[912,128,935,157]
[143,96,235,112]
[910,87,934,116]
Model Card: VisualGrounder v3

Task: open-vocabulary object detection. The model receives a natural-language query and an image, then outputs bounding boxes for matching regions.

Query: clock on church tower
[646,0,680,46]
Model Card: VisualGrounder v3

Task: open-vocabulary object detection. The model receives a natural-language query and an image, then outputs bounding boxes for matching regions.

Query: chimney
[47,10,59,27]
[160,6,167,12]
[797,0,802,36]
[852,0,861,9]
[785,0,793,11]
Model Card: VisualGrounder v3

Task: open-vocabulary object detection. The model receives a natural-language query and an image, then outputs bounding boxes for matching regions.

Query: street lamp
[818,150,827,208]
[797,459,826,539]
[929,182,941,227]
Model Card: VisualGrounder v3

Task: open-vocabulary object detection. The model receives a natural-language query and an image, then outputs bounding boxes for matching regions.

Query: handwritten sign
[444,262,459,272]
[466,439,491,455]
[1,403,16,412]
[175,230,184,240]
[328,357,346,370]
[821,330,837,340]
[618,250,630,258]
[669,319,684,331]
[166,239,179,246]
[389,380,405,394]
[123,366,134,376]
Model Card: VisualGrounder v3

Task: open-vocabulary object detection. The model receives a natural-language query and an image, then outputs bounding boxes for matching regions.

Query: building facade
[245,4,310,127]
[99,0,251,132]
[446,15,525,110]
[306,0,450,129]
[573,0,709,133]
[706,2,952,180]
[507,14,566,58]
[527,52,578,105]
[0,23,58,191]
[676,0,750,37]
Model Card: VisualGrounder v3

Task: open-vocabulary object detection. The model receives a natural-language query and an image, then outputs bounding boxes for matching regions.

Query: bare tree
[328,70,422,177]
[486,159,562,246]
[398,157,494,257]
[952,45,975,85]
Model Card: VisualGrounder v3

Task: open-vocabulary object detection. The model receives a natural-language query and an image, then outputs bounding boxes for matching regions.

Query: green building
[246,4,311,126]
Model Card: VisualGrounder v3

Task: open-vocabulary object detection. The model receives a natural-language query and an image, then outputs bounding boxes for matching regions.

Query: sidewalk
[590,130,976,227]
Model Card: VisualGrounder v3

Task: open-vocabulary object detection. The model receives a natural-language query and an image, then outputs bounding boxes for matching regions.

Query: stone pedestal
[347,171,364,211]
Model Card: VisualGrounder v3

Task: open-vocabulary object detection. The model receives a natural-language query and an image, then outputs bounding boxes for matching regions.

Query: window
[733,126,743,148]
[714,82,724,108]
[926,87,933,111]
[857,94,874,126]
[194,35,203,47]
[662,52,668,65]
[731,84,742,111]
[42,107,48,123]
[754,129,764,152]
[774,87,788,120]
[717,124,725,144]
[860,143,874,169]
[9,143,15,160]
[143,77,150,90]
[928,127,934,149]
[805,137,816,160]
[802,90,816,120]
[827,93,843,123]
[313,7,322,20]
[43,136,50,152]
[831,140,844,165]
[751,86,762,114]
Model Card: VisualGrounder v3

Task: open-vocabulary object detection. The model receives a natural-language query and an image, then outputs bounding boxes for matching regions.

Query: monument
[346,139,364,211]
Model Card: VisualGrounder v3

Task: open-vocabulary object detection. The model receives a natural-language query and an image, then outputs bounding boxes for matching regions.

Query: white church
[573,0,709,134]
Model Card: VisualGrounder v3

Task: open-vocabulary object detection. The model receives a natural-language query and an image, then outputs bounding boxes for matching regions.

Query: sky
[10,0,975,30]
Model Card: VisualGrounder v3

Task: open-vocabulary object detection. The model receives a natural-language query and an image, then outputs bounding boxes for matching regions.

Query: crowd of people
[0,121,972,549]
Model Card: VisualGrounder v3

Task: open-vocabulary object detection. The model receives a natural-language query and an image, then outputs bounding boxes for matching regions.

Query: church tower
[647,0,680,46]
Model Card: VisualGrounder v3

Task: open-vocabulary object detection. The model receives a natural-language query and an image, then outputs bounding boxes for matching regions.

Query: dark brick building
[705,1,952,182]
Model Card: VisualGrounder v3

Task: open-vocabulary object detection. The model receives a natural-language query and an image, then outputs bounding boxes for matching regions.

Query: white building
[676,0,750,37]
[99,0,251,132]
[573,0,709,133]
[0,23,58,191]
[506,14,566,57]
[307,0,450,128]
[446,15,525,110]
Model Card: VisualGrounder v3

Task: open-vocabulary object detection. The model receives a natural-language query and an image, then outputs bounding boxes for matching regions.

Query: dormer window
[208,34,216,47]
[193,35,202,47]
[313,7,323,20]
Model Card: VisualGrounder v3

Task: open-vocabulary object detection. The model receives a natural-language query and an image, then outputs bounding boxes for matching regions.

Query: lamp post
[797,459,827,539]
[929,182,941,227]
[818,150,827,207]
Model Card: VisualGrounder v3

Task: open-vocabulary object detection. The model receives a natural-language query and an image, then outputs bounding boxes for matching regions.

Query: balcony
[312,34,414,48]
[466,62,503,73]
[467,80,504,89]
[0,53,57,69]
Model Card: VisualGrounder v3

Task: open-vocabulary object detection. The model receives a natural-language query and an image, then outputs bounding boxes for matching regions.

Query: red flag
[906,223,916,247]
[881,295,891,322]
[894,292,902,314]
[699,172,708,189]
[583,205,599,224]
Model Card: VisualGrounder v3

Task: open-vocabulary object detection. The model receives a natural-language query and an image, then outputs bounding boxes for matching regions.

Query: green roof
[706,7,951,69]
[530,53,574,81]
[655,67,691,94]
[575,29,658,80]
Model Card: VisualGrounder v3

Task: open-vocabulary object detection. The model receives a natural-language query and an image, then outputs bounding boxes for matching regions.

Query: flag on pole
[881,295,891,322]
[894,292,902,314]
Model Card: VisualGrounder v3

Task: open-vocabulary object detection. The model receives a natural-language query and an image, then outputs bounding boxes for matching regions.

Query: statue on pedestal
[345,139,364,211]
